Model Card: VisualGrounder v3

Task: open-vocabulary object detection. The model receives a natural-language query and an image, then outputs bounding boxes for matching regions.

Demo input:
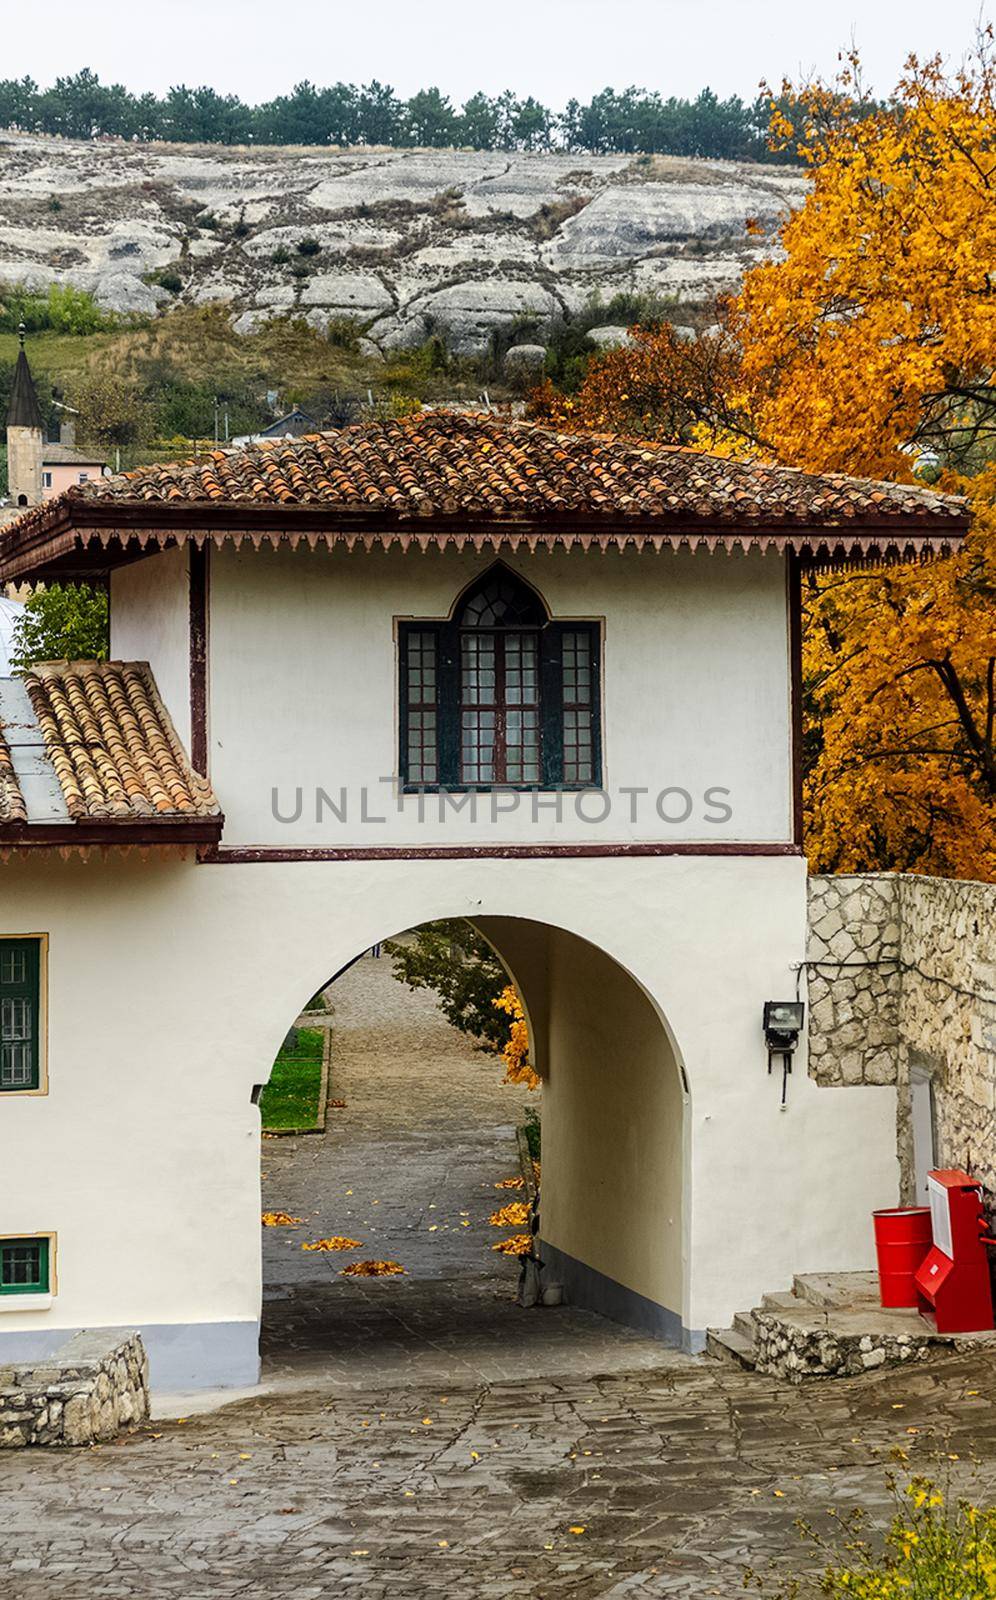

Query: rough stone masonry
[0,1331,148,1447]
[808,873,996,1200]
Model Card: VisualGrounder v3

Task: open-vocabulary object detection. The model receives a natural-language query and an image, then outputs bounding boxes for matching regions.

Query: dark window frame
[398,571,603,793]
[0,1235,50,1296]
[0,937,41,1093]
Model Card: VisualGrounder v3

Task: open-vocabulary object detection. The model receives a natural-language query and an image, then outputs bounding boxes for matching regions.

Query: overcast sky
[2,0,991,104]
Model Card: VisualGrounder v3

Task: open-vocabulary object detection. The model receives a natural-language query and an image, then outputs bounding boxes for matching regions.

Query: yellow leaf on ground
[301,1236,364,1252]
[261,1212,303,1227]
[489,1202,530,1228]
[492,1233,532,1256]
[341,1259,405,1277]
[494,1176,525,1190]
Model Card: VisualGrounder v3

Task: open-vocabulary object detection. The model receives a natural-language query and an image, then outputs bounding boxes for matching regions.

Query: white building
[0,596,23,674]
[0,411,968,1391]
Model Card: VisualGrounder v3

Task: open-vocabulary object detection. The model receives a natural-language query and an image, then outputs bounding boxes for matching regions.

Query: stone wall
[808,874,996,1200]
[0,1331,148,1447]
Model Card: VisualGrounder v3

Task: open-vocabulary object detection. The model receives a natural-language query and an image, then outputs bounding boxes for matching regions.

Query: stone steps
[705,1325,756,1370]
[703,1270,989,1383]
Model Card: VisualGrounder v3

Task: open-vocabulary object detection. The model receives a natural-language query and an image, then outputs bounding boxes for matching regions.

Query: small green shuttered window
[399,568,602,791]
[0,938,41,1092]
[0,1237,49,1295]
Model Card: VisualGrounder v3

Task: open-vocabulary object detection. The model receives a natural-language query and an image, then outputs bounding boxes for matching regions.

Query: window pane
[406,631,437,704]
[0,1239,46,1291]
[0,948,26,986]
[405,633,438,784]
[1,989,34,1088]
[562,631,595,783]
[406,710,437,785]
[461,710,495,784]
[505,633,538,707]
[563,708,594,783]
[461,634,496,706]
[506,707,540,784]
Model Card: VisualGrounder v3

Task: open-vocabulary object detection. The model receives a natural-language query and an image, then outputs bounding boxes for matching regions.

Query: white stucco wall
[198,542,793,848]
[109,546,191,748]
[0,850,898,1387]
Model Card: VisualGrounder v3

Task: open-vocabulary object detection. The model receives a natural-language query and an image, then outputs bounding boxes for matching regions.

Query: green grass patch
[259,1027,325,1130]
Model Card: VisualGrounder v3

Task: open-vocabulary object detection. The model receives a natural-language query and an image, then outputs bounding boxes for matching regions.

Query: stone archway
[259,911,690,1358]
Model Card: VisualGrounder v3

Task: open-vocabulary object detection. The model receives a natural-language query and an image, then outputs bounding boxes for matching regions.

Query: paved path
[5,1347,996,1596]
[261,949,530,1289]
[7,953,996,1596]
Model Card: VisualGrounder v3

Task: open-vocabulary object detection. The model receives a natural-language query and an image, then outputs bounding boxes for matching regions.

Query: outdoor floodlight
[763,1000,805,1108]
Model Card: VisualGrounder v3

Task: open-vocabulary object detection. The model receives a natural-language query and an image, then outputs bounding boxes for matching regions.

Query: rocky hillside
[0,134,805,355]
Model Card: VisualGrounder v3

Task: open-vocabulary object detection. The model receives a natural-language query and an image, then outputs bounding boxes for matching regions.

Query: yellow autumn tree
[531,37,996,879]
[493,985,539,1091]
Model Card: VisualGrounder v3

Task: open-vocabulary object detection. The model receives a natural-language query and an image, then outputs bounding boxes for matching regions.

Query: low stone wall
[751,1308,937,1382]
[808,873,996,1199]
[0,1331,148,1447]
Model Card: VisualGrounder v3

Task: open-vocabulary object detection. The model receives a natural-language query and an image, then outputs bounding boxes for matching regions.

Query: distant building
[40,441,108,498]
[3,332,107,517]
[6,330,44,511]
[231,408,318,448]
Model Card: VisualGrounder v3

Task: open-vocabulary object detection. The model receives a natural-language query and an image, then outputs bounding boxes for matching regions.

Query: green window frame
[0,1236,49,1295]
[0,938,41,1092]
[399,569,602,792]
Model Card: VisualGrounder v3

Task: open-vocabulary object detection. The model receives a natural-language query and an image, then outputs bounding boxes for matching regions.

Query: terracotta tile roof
[18,661,220,823]
[0,413,968,581]
[0,727,27,825]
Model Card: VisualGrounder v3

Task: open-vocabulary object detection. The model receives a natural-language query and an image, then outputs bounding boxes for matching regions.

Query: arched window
[399,566,600,790]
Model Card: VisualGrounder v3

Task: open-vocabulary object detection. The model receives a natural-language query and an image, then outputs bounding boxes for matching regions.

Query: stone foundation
[0,1331,148,1447]
[751,1309,936,1382]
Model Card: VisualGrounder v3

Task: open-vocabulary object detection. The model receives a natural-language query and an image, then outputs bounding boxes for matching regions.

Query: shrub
[0,282,114,336]
[296,236,321,256]
[271,246,291,265]
[232,217,251,239]
[324,316,363,351]
[290,260,311,278]
[9,584,109,670]
[153,270,183,295]
[749,1474,996,1599]
[47,196,62,212]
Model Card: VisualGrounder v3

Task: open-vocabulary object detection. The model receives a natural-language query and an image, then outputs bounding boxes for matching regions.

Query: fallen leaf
[569,1525,586,1536]
[492,1234,532,1256]
[341,1259,405,1277]
[302,1236,364,1252]
[489,1202,530,1228]
[495,1176,525,1190]
[261,1212,303,1227]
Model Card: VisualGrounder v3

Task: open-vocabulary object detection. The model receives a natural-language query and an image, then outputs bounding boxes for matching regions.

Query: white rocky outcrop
[0,133,805,353]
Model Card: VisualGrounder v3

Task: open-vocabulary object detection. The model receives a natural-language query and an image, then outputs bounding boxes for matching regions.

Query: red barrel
[873,1207,933,1307]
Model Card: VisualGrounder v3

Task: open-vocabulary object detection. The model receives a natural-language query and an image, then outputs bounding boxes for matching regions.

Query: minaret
[6,325,43,508]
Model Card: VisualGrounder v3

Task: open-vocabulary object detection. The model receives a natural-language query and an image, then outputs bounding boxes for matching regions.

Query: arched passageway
[257,914,690,1379]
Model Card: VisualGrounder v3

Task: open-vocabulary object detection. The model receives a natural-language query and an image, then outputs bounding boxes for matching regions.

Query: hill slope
[0,134,803,352]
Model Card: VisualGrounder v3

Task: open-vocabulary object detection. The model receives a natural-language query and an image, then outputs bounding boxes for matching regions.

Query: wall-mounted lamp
[763,1000,805,1108]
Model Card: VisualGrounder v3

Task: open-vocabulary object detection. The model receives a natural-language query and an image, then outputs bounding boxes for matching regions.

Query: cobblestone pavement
[7,953,996,1596]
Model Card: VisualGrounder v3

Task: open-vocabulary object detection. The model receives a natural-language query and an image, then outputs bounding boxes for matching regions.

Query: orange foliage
[530,37,996,879]
[492,1234,533,1256]
[488,1201,530,1228]
[493,984,540,1090]
[301,1237,364,1251]
[340,1260,405,1277]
